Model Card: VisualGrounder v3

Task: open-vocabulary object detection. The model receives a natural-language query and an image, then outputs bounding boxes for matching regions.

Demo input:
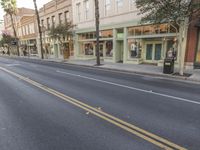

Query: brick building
[4,7,35,36]
[39,0,73,59]
[3,7,36,55]
[185,17,200,69]
[17,14,38,56]
[185,0,200,69]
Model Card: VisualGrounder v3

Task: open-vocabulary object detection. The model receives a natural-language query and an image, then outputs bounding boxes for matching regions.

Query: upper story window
[105,0,111,16]
[27,25,30,34]
[59,13,63,24]
[127,24,176,37]
[52,16,55,27]
[76,3,81,22]
[64,11,70,22]
[84,0,89,20]
[41,19,44,27]
[23,26,27,35]
[22,26,25,35]
[47,17,50,30]
[116,0,123,11]
[29,23,35,34]
[18,27,22,36]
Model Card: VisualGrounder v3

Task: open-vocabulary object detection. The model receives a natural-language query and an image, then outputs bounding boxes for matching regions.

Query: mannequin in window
[167,48,173,59]
[130,41,137,57]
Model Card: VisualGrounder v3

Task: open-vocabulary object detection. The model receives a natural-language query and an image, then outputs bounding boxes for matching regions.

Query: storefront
[125,24,178,65]
[44,35,73,60]
[74,23,178,65]
[19,39,38,56]
[77,29,113,61]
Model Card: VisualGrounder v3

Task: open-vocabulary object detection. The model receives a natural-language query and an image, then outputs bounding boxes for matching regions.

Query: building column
[73,33,79,59]
[123,27,128,63]
[57,42,62,59]
[113,28,117,63]
[36,36,42,58]
[103,41,106,58]
[93,42,96,57]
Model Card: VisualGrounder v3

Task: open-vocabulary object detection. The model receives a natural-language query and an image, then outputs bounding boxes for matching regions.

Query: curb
[2,55,200,84]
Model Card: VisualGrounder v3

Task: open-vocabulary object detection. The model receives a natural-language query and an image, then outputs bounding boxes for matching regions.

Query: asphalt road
[0,57,200,150]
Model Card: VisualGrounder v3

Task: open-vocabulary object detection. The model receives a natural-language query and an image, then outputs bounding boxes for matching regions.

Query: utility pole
[94,0,100,66]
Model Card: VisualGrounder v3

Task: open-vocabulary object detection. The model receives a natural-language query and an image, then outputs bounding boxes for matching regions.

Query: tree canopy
[135,0,200,24]
[0,32,16,46]
[48,22,74,41]
[1,0,17,15]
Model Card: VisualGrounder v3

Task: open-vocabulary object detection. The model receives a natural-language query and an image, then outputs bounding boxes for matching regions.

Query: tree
[0,32,16,55]
[48,22,74,59]
[33,0,44,59]
[135,0,200,75]
[1,0,20,56]
[94,0,100,66]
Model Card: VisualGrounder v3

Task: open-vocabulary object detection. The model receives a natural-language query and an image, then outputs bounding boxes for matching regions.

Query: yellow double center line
[0,66,187,150]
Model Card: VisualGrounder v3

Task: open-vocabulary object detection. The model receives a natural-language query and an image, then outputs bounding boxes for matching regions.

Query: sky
[0,0,52,20]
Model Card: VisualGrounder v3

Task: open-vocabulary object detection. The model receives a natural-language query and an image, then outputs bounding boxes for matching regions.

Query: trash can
[163,58,174,74]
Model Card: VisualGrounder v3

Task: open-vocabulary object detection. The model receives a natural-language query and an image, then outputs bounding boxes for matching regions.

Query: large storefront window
[128,39,141,58]
[100,30,113,38]
[79,32,95,40]
[79,30,113,40]
[105,41,113,57]
[166,39,178,60]
[84,43,94,55]
[128,24,176,36]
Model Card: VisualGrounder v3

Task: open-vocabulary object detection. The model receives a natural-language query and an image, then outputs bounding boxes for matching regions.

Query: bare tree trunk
[178,19,189,76]
[10,13,19,56]
[33,0,44,59]
[94,0,100,66]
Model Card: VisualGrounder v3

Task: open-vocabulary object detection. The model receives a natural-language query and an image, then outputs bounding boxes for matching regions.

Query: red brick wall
[185,18,198,63]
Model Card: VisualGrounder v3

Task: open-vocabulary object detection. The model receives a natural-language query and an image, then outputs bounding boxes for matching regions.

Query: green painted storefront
[74,21,178,66]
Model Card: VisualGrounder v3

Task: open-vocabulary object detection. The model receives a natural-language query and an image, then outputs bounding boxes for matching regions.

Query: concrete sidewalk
[66,59,200,82]
[2,55,200,83]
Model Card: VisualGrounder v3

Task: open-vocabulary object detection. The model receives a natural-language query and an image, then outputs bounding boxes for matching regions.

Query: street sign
[11,40,17,45]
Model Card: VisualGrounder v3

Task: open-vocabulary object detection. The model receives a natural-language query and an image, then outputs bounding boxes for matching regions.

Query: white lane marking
[6,64,20,67]
[57,70,200,105]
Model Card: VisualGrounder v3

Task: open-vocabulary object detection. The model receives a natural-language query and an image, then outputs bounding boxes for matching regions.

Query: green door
[146,44,153,60]
[155,44,162,60]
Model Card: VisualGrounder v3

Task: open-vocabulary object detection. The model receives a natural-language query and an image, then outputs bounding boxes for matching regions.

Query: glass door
[145,43,162,61]
[154,44,162,60]
[146,44,153,60]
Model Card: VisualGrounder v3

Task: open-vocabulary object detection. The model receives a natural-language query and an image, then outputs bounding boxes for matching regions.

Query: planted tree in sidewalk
[135,0,200,75]
[94,0,100,66]
[0,32,16,55]
[48,22,74,59]
[33,0,44,59]
[1,0,20,56]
